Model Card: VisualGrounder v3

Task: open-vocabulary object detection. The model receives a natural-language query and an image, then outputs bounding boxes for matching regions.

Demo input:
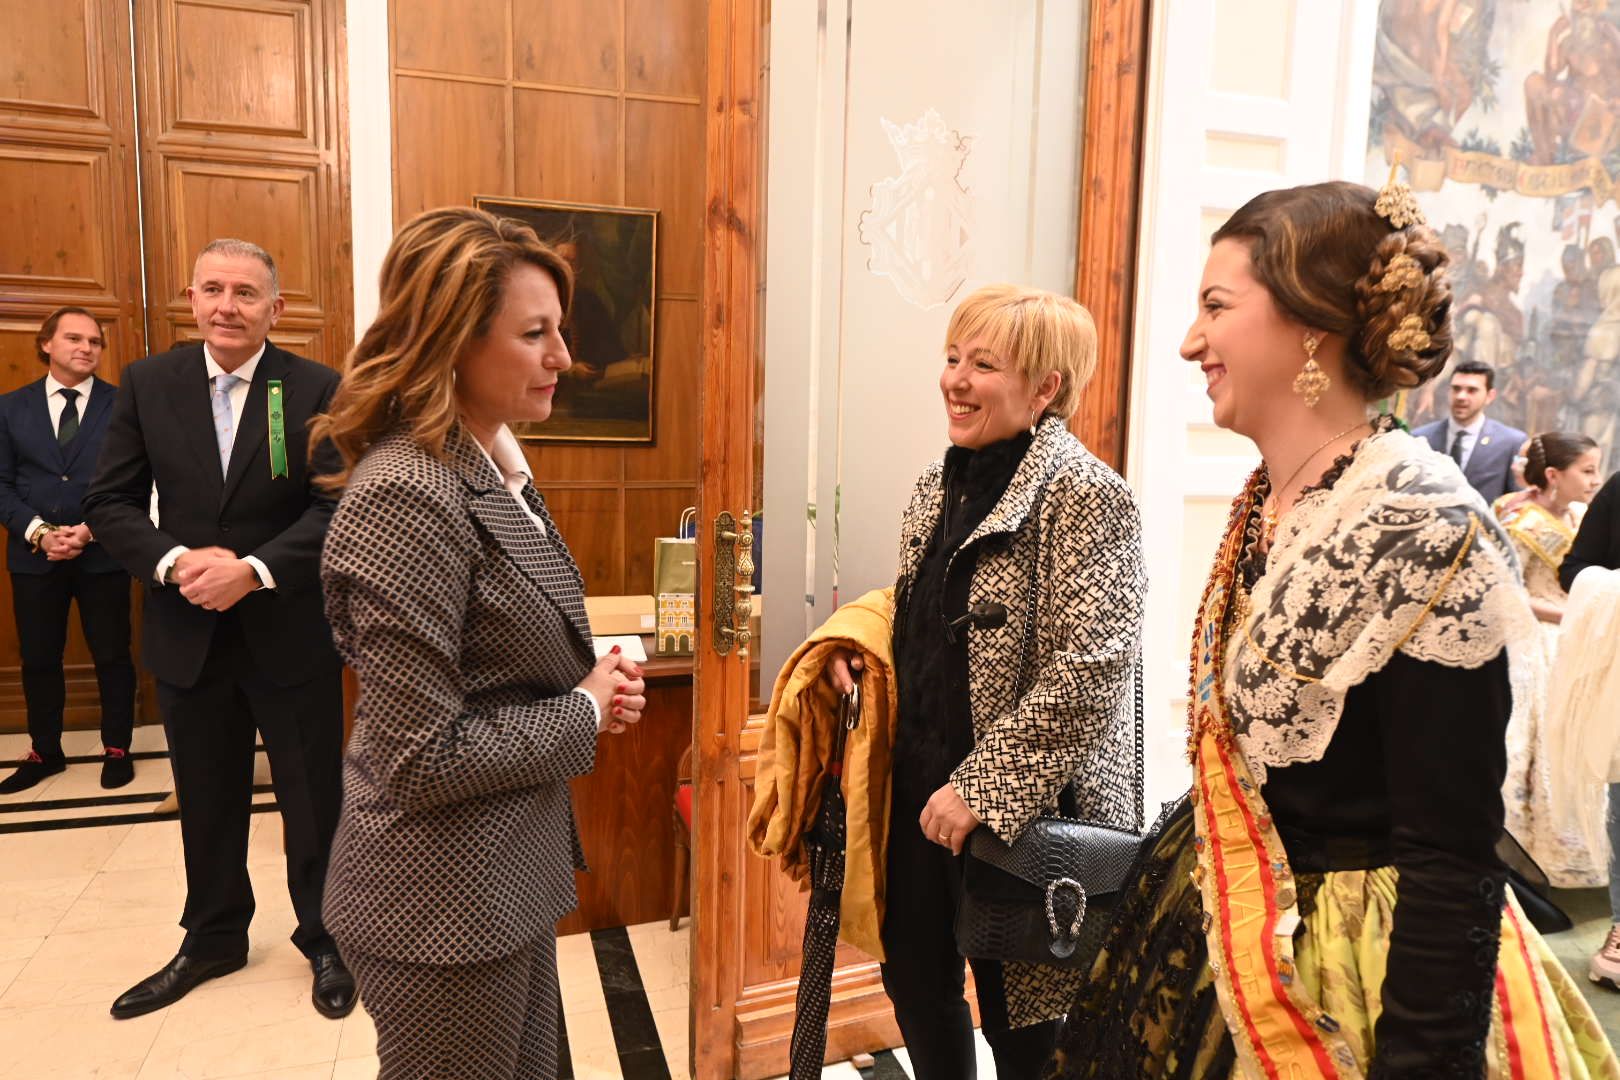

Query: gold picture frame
[473,195,658,444]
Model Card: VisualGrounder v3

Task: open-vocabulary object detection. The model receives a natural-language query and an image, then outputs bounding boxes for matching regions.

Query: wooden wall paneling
[626,100,706,296]
[512,89,620,205]
[136,0,353,367]
[393,0,508,80]
[625,299,701,483]
[392,76,510,220]
[511,0,621,91]
[540,487,625,596]
[626,0,706,98]
[622,485,698,596]
[0,0,147,733]
[1070,0,1152,473]
[523,443,622,485]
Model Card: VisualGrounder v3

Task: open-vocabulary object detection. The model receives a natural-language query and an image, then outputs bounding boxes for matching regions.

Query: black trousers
[158,611,343,961]
[10,566,136,757]
[880,781,1059,1080]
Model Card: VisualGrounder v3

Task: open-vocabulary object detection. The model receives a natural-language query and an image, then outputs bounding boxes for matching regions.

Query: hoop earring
[1029,410,1038,436]
[1293,334,1329,408]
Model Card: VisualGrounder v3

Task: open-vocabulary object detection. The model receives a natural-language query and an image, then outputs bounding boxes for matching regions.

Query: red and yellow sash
[1188,472,1358,1079]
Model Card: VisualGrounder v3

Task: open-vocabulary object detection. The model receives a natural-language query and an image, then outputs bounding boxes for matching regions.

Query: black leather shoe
[110,953,247,1019]
[310,948,357,1019]
[0,752,65,795]
[100,749,134,789]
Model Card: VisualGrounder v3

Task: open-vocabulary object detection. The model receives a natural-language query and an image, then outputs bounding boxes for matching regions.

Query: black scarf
[892,432,1033,806]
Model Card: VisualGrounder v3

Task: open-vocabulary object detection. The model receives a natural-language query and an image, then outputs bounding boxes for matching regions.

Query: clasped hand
[41,524,92,561]
[577,648,647,735]
[175,547,257,611]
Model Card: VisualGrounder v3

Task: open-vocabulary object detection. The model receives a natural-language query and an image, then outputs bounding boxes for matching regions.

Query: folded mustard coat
[746,586,897,961]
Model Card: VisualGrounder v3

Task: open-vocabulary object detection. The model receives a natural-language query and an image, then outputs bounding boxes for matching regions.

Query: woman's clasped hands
[578,645,647,735]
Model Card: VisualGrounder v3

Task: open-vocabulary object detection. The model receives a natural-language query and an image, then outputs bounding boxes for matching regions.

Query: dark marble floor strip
[589,925,672,1080]
[0,799,278,834]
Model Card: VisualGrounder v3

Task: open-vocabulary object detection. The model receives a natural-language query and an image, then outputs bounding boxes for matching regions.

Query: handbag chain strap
[1012,477,1145,832]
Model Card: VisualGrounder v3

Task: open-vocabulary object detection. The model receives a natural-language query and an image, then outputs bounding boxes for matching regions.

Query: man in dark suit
[83,239,355,1021]
[0,307,136,793]
[1412,360,1527,504]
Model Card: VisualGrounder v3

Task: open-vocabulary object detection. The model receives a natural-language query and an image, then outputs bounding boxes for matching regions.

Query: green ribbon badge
[267,380,288,479]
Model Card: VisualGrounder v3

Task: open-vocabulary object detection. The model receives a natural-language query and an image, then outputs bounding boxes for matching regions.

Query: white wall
[346,0,393,341]
[1127,0,1379,807]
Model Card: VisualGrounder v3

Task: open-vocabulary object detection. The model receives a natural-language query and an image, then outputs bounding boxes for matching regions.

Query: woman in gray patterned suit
[310,207,647,1079]
[825,285,1146,1079]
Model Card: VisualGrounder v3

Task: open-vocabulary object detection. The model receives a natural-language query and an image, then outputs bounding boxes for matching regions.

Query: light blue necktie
[212,373,243,475]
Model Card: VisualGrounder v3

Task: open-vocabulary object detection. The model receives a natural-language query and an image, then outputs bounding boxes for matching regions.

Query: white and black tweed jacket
[897,417,1146,1027]
[899,416,1146,844]
[319,425,598,965]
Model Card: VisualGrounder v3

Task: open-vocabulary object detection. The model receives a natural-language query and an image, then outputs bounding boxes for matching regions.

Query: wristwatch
[28,522,58,553]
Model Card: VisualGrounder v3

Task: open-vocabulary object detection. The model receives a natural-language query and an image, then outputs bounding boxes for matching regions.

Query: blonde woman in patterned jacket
[825,285,1147,1078]
[309,207,647,1080]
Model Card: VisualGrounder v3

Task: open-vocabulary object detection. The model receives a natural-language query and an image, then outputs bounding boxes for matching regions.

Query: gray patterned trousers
[346,935,560,1079]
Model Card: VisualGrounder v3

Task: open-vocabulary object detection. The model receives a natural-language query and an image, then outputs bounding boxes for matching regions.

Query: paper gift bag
[654,508,698,656]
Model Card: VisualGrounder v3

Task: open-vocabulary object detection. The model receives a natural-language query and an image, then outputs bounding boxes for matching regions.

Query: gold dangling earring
[1029,409,1038,436]
[1293,333,1330,408]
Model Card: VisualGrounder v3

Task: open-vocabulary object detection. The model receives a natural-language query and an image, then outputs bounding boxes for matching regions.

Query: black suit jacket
[1412,416,1526,504]
[83,342,342,688]
[1561,471,1620,590]
[0,376,122,575]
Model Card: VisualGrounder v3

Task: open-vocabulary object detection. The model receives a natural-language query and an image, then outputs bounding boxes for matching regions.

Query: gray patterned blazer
[320,425,598,965]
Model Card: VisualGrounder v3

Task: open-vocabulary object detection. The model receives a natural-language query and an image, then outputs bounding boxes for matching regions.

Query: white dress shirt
[474,426,605,730]
[24,374,100,544]
[1445,414,1486,471]
[153,344,276,590]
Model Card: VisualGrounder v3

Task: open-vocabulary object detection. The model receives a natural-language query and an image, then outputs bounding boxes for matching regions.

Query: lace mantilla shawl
[1229,428,1542,782]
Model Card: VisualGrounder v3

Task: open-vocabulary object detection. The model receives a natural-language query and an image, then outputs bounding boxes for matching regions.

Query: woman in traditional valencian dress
[1048,178,1619,1078]
[1495,432,1606,889]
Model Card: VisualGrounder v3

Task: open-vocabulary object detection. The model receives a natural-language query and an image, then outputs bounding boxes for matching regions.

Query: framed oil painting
[474,196,658,444]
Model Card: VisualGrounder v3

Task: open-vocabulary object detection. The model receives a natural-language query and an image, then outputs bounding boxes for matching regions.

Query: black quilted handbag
[952,481,1145,970]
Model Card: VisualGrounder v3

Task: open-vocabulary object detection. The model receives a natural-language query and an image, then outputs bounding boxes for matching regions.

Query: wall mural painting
[1368,0,1620,461]
[473,196,658,444]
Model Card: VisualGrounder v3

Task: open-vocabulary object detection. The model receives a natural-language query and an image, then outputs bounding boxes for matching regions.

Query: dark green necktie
[57,388,80,447]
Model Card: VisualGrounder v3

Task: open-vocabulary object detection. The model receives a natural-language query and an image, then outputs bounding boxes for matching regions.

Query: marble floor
[2,727,1614,1077]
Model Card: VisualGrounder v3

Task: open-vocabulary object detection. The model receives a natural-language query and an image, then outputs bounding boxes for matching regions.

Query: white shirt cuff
[155,545,188,585]
[572,687,603,732]
[24,517,45,544]
[242,555,276,591]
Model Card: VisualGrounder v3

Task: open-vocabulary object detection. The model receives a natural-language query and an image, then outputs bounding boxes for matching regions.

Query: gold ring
[938,832,950,843]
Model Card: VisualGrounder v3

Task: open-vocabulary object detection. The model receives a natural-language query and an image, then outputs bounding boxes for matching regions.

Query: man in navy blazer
[1412,360,1527,504]
[0,308,136,794]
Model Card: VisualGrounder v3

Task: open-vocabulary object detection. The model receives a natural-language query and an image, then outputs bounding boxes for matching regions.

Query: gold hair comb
[1388,314,1431,354]
[1375,157,1425,229]
[1376,253,1424,293]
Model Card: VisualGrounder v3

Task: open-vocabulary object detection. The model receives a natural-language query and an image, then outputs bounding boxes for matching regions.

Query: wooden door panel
[393,0,507,80]
[626,0,705,99]
[392,75,508,219]
[0,0,99,119]
[165,0,313,140]
[0,148,118,299]
[512,89,619,206]
[165,159,324,310]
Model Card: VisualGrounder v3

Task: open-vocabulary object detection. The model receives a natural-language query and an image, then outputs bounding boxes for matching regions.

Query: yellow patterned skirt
[1048,802,1620,1079]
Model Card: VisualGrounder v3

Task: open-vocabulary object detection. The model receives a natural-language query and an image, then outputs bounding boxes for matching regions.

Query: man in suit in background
[0,308,136,793]
[84,239,355,1021]
[1413,360,1527,504]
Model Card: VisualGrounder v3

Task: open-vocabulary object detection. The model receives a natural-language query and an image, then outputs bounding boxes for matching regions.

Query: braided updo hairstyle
[1211,181,1452,400]
[1523,431,1598,490]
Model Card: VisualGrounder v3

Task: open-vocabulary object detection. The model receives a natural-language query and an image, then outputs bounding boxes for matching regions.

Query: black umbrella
[788,679,862,1079]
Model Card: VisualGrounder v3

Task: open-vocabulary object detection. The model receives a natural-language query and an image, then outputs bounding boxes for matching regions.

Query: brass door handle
[713,510,754,658]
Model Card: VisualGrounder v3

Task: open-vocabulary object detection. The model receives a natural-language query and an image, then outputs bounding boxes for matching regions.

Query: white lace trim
[1226,429,1544,783]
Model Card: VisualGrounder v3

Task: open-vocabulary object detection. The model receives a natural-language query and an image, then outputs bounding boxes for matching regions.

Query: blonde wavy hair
[310,207,573,488]
[944,285,1097,420]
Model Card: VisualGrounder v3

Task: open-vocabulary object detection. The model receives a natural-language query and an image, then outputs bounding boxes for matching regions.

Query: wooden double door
[0,0,351,731]
[687,1,1149,1075]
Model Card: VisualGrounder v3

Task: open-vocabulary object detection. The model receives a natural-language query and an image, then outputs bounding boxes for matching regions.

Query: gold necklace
[1261,421,1370,542]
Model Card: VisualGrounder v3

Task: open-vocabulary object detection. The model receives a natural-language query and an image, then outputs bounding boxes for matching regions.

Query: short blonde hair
[943,285,1097,420]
